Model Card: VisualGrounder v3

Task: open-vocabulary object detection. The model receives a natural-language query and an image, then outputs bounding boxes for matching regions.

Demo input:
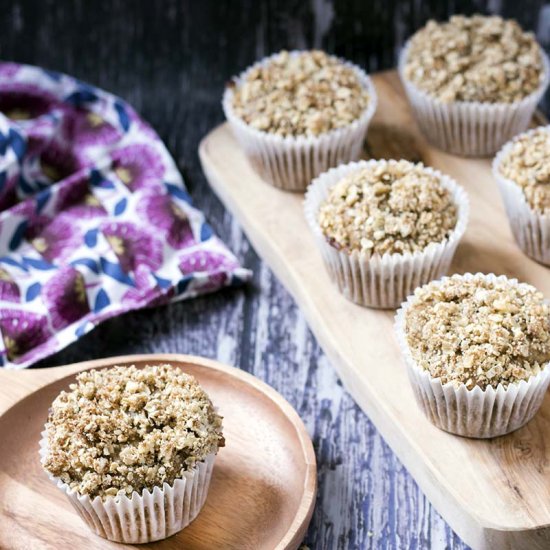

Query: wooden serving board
[199,70,550,550]
[0,354,316,550]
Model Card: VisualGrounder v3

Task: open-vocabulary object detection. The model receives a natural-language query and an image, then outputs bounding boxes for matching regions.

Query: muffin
[40,364,224,543]
[304,159,469,308]
[399,15,549,156]
[493,125,550,265]
[223,50,377,191]
[395,273,550,438]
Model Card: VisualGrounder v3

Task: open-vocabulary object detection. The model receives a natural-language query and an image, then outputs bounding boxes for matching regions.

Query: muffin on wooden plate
[223,50,377,191]
[493,126,550,265]
[304,159,468,308]
[40,364,224,544]
[395,273,550,438]
[399,15,549,156]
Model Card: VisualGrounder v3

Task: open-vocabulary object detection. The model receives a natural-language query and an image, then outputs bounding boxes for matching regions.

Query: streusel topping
[42,364,224,500]
[498,127,550,212]
[317,160,458,256]
[230,50,369,137]
[404,274,550,390]
[403,15,543,103]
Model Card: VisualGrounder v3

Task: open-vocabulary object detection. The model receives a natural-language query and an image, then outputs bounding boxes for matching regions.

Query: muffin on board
[399,15,549,156]
[493,126,550,265]
[395,273,550,438]
[40,364,224,544]
[304,159,469,309]
[223,50,377,191]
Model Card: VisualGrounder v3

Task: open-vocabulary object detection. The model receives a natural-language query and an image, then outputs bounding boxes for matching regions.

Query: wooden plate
[199,71,550,550]
[0,354,317,549]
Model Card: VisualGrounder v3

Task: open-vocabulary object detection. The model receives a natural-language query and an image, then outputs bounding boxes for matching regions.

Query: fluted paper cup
[398,41,550,157]
[223,51,377,192]
[304,160,469,309]
[493,126,550,265]
[39,431,216,543]
[395,273,550,438]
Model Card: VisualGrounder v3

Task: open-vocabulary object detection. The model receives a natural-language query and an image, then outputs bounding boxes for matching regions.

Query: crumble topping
[42,364,224,500]
[498,127,550,212]
[403,15,543,103]
[317,160,458,256]
[404,274,550,390]
[230,50,369,137]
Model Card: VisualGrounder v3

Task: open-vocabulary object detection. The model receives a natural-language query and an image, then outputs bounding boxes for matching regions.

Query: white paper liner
[39,431,216,543]
[304,160,469,309]
[223,51,378,191]
[398,41,550,157]
[394,273,550,438]
[493,125,550,266]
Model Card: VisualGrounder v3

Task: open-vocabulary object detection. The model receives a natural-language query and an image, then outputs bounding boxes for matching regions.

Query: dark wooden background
[1,1,549,548]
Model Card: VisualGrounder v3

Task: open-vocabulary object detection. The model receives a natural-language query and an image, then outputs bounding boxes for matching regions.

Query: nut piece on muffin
[403,15,544,104]
[317,160,458,256]
[396,273,550,437]
[230,50,370,137]
[41,364,223,543]
[404,274,550,390]
[497,126,550,213]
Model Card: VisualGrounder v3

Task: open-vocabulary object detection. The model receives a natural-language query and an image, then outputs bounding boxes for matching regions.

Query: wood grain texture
[0,1,548,548]
[199,70,550,550]
[0,354,316,550]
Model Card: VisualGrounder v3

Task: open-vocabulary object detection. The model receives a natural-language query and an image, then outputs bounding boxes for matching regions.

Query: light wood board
[0,354,317,550]
[199,70,550,550]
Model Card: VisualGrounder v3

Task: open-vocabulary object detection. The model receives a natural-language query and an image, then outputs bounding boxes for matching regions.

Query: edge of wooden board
[198,71,550,550]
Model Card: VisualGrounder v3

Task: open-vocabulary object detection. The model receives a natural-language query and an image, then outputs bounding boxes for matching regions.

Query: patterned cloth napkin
[0,62,250,369]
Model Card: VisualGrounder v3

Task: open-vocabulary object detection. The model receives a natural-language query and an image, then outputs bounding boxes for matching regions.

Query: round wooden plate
[0,354,317,550]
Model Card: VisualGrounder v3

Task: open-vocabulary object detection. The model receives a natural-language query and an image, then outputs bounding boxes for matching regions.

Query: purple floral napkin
[0,62,250,369]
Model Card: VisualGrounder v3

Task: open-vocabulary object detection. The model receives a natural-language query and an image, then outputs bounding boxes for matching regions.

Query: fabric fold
[0,62,251,368]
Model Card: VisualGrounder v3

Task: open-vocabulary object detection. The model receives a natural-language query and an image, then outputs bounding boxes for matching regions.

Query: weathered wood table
[2,1,549,548]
